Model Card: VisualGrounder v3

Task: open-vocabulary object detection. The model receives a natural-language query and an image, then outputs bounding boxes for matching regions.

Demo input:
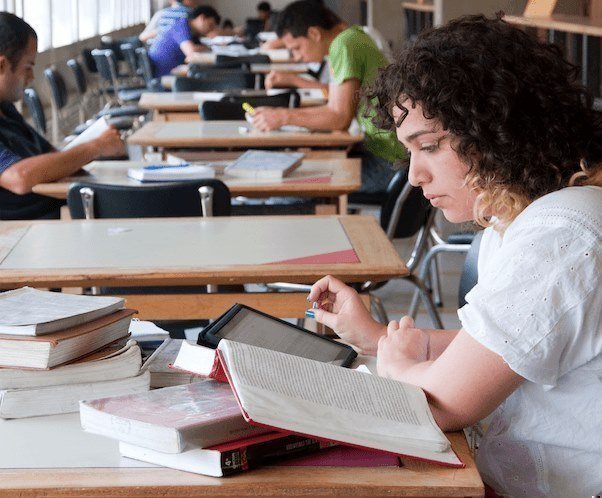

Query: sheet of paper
[62,117,109,151]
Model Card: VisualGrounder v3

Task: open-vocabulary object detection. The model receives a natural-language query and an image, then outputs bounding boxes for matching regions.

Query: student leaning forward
[305,14,602,498]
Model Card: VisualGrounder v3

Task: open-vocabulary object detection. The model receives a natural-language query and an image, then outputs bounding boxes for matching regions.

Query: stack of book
[79,337,464,476]
[0,287,150,419]
[79,379,330,476]
[144,338,204,388]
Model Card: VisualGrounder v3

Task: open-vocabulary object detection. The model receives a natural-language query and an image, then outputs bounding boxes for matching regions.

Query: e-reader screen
[201,305,356,367]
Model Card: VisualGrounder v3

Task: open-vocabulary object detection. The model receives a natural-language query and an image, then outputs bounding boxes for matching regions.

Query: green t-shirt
[328,26,405,164]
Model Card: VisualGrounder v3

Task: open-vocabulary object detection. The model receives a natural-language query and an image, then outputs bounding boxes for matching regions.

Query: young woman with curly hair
[304,14,601,497]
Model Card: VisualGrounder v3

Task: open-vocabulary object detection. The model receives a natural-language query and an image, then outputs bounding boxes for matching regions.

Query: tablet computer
[197,303,357,367]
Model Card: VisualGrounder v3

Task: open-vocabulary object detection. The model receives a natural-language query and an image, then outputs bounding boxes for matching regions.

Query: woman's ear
[307,26,322,42]
[0,55,8,73]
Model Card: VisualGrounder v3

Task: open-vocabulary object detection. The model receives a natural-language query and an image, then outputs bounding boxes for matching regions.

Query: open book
[216,340,464,468]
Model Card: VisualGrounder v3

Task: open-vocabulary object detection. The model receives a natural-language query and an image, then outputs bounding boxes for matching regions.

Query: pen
[242,102,255,115]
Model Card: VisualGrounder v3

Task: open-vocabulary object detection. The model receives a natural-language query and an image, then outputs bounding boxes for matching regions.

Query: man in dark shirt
[0,12,125,220]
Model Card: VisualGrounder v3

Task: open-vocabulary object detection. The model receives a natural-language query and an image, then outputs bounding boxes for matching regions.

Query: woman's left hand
[376,316,429,379]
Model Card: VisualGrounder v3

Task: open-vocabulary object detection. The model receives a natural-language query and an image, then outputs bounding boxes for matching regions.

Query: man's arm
[179,40,209,56]
[0,128,124,195]
[252,77,359,131]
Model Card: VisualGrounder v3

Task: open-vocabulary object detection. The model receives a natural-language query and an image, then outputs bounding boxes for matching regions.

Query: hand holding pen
[305,275,386,355]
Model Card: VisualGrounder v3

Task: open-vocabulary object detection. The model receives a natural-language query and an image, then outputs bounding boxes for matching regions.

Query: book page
[220,341,455,460]
[62,117,109,151]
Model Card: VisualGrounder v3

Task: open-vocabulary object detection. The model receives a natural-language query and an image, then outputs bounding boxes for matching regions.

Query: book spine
[219,435,330,476]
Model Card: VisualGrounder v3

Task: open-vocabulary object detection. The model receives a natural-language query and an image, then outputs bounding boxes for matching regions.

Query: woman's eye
[420,142,438,152]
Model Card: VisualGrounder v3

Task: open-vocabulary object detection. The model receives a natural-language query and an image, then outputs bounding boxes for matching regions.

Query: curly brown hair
[366,14,602,227]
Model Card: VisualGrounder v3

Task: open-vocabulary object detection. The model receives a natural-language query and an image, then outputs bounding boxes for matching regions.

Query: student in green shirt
[251,0,406,194]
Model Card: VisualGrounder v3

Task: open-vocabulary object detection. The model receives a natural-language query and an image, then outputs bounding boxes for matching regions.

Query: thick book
[0,340,142,390]
[0,370,149,419]
[0,287,124,336]
[79,379,269,453]
[224,150,304,179]
[216,340,464,468]
[0,309,136,369]
[127,164,216,182]
[119,432,331,477]
[145,339,203,388]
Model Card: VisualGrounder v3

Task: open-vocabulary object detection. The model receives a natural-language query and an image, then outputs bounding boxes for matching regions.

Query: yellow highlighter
[242,102,255,115]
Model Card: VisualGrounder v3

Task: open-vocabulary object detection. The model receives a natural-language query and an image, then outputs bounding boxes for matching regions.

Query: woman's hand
[376,316,430,380]
[251,107,288,131]
[306,275,385,355]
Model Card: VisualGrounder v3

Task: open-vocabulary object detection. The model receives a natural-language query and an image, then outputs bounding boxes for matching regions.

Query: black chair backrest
[43,67,68,110]
[101,36,142,61]
[187,62,250,78]
[91,48,115,84]
[201,92,300,120]
[215,54,270,65]
[23,88,46,135]
[67,180,231,219]
[243,18,265,41]
[81,48,97,73]
[458,230,484,308]
[135,47,154,85]
[67,58,88,95]
[120,43,139,78]
[173,74,255,92]
[380,168,431,239]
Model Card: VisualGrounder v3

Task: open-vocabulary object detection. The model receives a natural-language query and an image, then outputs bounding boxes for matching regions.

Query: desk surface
[127,121,363,149]
[32,158,360,200]
[0,216,406,288]
[171,62,309,77]
[138,89,327,112]
[0,413,483,497]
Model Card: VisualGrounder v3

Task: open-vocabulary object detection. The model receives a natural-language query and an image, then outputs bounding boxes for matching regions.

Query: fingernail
[312,301,318,309]
[305,310,315,319]
[306,294,311,301]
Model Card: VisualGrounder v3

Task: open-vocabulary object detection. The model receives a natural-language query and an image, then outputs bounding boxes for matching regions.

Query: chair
[267,169,445,328]
[172,74,256,92]
[67,180,231,219]
[457,230,483,308]
[200,91,300,120]
[43,67,90,143]
[67,180,233,337]
[215,54,270,65]
[119,43,144,85]
[91,49,146,106]
[134,47,164,92]
[66,58,145,128]
[22,87,46,136]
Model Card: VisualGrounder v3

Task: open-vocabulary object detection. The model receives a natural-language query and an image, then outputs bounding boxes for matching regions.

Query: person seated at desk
[0,13,125,221]
[250,0,406,194]
[139,0,200,44]
[305,14,602,498]
[148,5,220,77]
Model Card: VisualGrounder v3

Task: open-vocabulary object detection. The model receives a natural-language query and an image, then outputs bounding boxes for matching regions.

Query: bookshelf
[504,1,602,107]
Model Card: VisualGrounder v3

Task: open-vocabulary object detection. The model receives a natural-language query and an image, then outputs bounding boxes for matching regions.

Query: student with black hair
[148,5,220,77]
[251,0,405,194]
[0,13,124,220]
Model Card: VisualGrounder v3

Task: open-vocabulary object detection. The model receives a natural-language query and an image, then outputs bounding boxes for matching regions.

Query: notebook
[224,150,304,179]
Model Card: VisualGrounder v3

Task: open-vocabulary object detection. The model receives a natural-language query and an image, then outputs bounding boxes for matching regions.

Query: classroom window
[2,0,150,51]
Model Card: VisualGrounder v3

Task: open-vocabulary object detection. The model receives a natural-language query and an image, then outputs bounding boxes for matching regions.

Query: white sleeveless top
[458,186,602,497]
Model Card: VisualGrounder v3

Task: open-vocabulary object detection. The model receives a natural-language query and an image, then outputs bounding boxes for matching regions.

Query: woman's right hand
[264,71,294,89]
[306,275,386,355]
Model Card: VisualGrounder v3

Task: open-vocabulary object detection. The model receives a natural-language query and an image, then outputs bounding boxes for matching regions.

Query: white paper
[62,117,109,151]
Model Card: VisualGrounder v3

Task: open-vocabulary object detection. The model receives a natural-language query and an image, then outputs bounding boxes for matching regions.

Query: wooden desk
[0,216,405,320]
[127,121,363,150]
[0,413,483,497]
[32,158,360,214]
[138,89,327,122]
